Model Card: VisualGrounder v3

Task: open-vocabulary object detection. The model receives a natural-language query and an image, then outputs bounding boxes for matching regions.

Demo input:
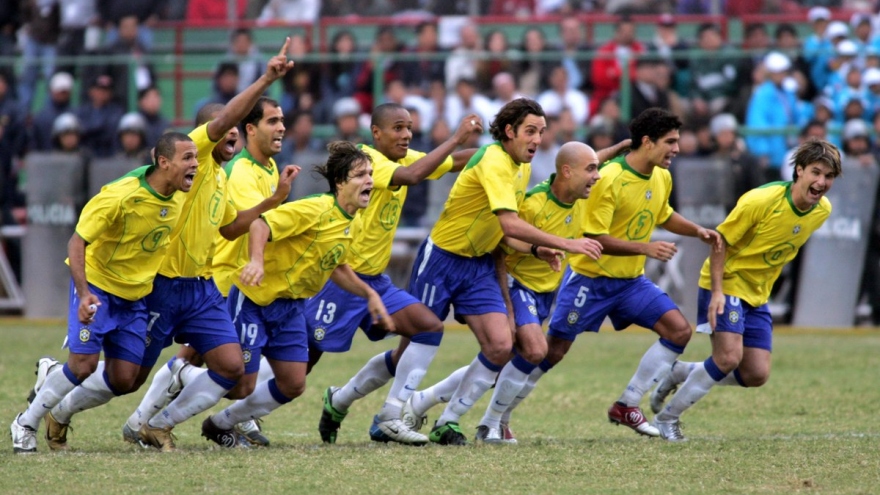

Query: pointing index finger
[279,37,290,57]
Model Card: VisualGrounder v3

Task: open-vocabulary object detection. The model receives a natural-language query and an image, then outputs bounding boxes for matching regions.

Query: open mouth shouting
[358,186,373,206]
[182,168,197,191]
[271,134,283,152]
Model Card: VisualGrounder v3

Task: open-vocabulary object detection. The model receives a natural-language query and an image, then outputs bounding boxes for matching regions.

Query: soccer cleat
[371,417,428,445]
[318,386,347,444]
[27,356,61,404]
[474,425,503,444]
[138,423,177,452]
[401,395,427,432]
[201,416,238,448]
[650,365,681,414]
[11,414,37,454]
[653,418,688,442]
[499,422,518,444]
[44,412,69,451]
[234,419,270,447]
[607,402,660,437]
[428,421,467,446]
[122,423,148,448]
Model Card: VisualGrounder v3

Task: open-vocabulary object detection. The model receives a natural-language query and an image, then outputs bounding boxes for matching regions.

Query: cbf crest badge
[645,190,652,200]
[565,214,572,224]
[160,208,168,218]
[242,349,252,364]
[79,327,91,342]
[793,224,801,234]
[528,305,538,316]
[728,310,740,324]
[314,327,326,341]
[567,310,579,325]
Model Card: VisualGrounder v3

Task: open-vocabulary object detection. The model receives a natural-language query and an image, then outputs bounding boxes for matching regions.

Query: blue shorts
[407,238,507,321]
[696,288,773,352]
[228,285,308,373]
[66,278,147,364]
[306,273,419,353]
[548,270,678,341]
[140,275,239,368]
[509,277,556,328]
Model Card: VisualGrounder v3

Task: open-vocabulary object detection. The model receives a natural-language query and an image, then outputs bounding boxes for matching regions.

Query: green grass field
[1,320,878,494]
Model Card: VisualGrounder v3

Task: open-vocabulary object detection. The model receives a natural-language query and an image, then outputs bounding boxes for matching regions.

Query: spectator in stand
[591,96,629,144]
[401,21,446,97]
[444,77,494,133]
[320,30,359,123]
[136,86,169,149]
[277,111,324,167]
[735,23,772,97]
[850,12,873,65]
[18,0,60,115]
[489,0,534,17]
[709,113,764,202]
[555,17,592,93]
[811,20,849,92]
[864,68,880,119]
[831,65,868,123]
[824,40,860,107]
[257,0,320,24]
[557,107,580,143]
[689,23,738,120]
[383,79,436,134]
[445,22,481,92]
[186,0,246,24]
[320,0,370,17]
[803,6,832,79]
[0,2,19,61]
[585,118,614,152]
[226,28,265,94]
[537,65,589,127]
[353,26,404,113]
[745,52,797,177]
[98,0,165,51]
[676,0,726,14]
[489,71,524,118]
[75,74,124,158]
[518,28,554,96]
[841,119,875,168]
[330,96,365,145]
[114,112,150,163]
[775,23,817,102]
[529,115,560,188]
[0,69,26,232]
[281,33,321,117]
[476,30,516,94]
[50,112,86,153]
[55,0,99,78]
[591,16,644,116]
[193,62,239,118]
[91,15,157,108]
[630,58,671,120]
[30,72,74,152]
[649,13,690,96]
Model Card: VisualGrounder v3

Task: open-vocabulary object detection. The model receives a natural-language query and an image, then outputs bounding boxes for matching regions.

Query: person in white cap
[824,39,861,101]
[745,52,796,175]
[330,96,366,145]
[709,113,764,200]
[841,118,875,167]
[864,67,880,117]
[30,72,75,151]
[804,6,832,76]
[115,112,150,162]
[810,20,849,90]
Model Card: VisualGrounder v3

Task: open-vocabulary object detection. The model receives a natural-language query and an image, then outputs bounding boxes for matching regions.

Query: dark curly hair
[489,98,545,142]
[629,108,683,150]
[314,141,372,194]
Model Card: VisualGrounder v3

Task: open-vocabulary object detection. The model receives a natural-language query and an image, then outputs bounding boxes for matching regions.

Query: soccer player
[522,108,721,438]
[407,98,604,445]
[200,141,393,447]
[649,138,841,442]
[125,94,294,448]
[314,104,483,445]
[10,132,197,453]
[403,141,607,443]
[32,41,299,453]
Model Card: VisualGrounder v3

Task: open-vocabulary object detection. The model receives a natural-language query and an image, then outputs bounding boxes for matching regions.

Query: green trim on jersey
[619,160,652,180]
[784,182,817,216]
[239,148,276,176]
[109,164,152,185]
[527,174,574,209]
[333,195,355,220]
[462,143,491,171]
[758,180,789,189]
[138,173,176,201]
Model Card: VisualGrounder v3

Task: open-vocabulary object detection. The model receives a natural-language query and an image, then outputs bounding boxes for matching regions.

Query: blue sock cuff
[703,357,727,382]
[510,353,538,374]
[410,331,442,346]
[207,369,238,390]
[733,369,747,388]
[166,357,176,371]
[477,352,503,372]
[659,338,685,355]
[267,378,293,405]
[538,359,554,373]
[383,350,396,377]
[61,363,82,386]
[102,370,123,396]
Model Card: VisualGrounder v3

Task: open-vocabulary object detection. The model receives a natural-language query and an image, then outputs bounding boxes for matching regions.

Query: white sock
[212,379,288,429]
[410,366,468,417]
[126,360,175,430]
[656,363,717,421]
[19,365,80,428]
[379,342,439,421]
[619,340,680,407]
[436,355,500,427]
[670,360,699,385]
[149,372,231,428]
[479,362,530,430]
[333,352,393,412]
[179,364,206,387]
[501,366,546,424]
[257,356,273,384]
[51,364,114,424]
[717,372,741,386]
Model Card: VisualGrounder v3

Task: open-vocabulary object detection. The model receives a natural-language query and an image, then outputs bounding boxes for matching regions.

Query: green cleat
[428,421,467,446]
[318,386,347,444]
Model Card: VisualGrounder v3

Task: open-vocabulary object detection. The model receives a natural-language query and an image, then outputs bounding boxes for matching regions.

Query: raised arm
[391,114,483,186]
[219,166,300,240]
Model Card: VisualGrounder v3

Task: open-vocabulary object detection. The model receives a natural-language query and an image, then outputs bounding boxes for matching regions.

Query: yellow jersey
[699,181,832,307]
[505,175,587,293]
[347,144,453,275]
[74,167,183,300]
[236,194,358,305]
[158,123,237,278]
[570,155,675,279]
[212,148,279,296]
[430,142,530,257]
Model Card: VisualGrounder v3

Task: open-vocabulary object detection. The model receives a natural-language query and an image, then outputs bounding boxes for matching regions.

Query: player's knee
[481,343,512,367]
[712,352,743,374]
[107,375,138,394]
[277,379,306,399]
[66,359,98,381]
[214,361,245,382]
[520,342,548,364]
[667,324,692,346]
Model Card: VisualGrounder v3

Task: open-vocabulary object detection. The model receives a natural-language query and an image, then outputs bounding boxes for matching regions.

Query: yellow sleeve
[583,178,616,236]
[228,165,268,210]
[219,197,237,228]
[658,173,675,224]
[75,189,121,244]
[188,123,219,168]
[716,194,762,246]
[475,152,519,213]
[426,155,454,181]
[371,155,402,190]
[262,199,320,242]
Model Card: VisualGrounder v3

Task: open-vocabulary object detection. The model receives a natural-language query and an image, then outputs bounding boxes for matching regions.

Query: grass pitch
[1,320,878,494]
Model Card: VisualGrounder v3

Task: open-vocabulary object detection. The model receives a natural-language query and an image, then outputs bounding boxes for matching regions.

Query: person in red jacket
[590,16,645,116]
[186,0,246,24]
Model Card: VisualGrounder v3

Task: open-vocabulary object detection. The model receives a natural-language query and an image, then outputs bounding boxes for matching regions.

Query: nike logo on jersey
[544,213,553,220]
[134,198,146,203]
[620,181,632,188]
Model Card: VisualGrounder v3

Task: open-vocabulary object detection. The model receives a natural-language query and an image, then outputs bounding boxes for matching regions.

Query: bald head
[555,141,597,173]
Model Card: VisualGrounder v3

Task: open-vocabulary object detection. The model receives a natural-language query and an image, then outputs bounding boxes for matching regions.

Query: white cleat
[653,418,688,442]
[11,414,37,454]
[374,418,428,445]
[650,364,681,414]
[474,425,503,444]
[27,356,61,404]
[401,395,427,432]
